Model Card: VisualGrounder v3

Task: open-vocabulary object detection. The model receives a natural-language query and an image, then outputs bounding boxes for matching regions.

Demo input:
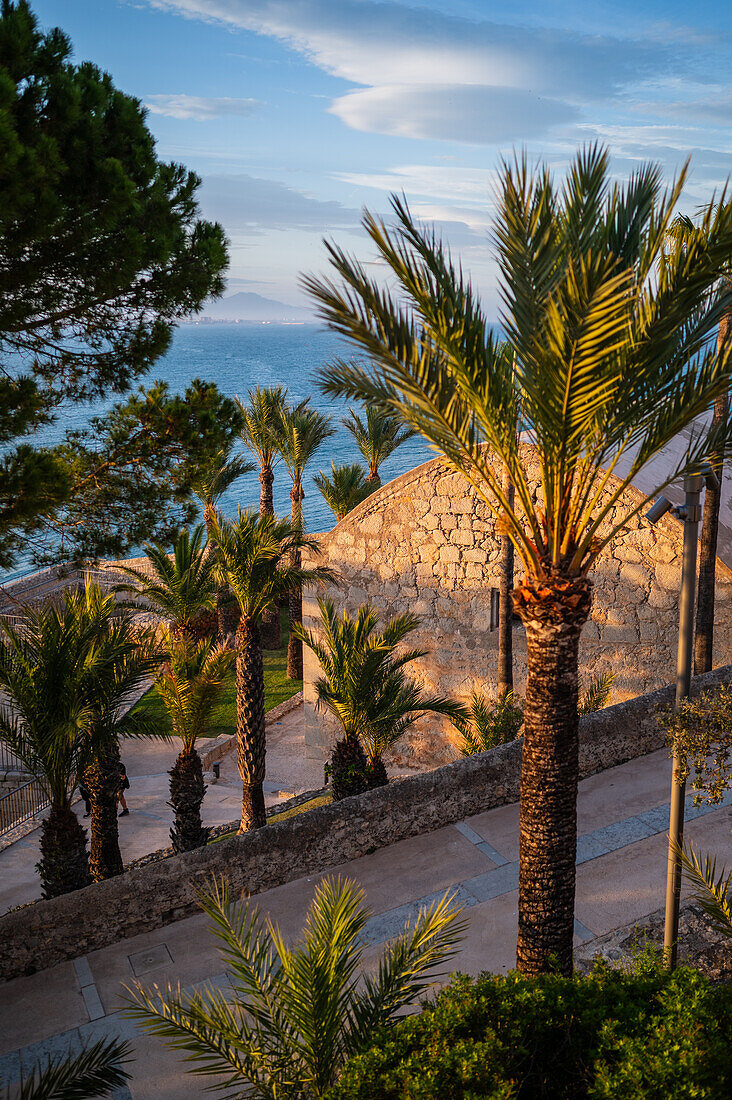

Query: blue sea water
[13,323,432,574]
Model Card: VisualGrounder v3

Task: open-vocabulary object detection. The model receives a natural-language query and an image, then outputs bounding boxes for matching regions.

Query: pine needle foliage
[314,462,373,521]
[126,875,466,1099]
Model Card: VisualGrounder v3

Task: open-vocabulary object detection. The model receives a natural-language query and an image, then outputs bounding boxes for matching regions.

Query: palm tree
[453,690,524,756]
[303,146,732,975]
[115,524,218,641]
[343,404,416,487]
[80,585,162,882]
[0,596,98,897]
[127,876,466,1099]
[314,461,373,521]
[155,633,234,851]
[275,400,335,679]
[238,386,288,649]
[190,447,254,641]
[211,509,336,830]
[676,841,732,939]
[668,212,732,676]
[296,598,466,799]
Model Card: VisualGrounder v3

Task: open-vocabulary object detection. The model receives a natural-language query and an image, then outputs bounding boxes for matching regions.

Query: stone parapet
[2,663,729,984]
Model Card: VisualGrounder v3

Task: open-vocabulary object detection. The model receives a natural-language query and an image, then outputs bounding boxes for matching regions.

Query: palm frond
[676,841,732,938]
[10,1037,132,1100]
[314,462,373,521]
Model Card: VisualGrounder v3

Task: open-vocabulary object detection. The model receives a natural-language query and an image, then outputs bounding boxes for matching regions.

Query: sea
[6,322,433,577]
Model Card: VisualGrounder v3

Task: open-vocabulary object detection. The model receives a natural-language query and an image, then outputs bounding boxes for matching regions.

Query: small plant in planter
[296,598,467,799]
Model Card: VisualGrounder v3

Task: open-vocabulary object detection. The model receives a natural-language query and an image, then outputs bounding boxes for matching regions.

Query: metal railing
[0,777,49,836]
[0,740,23,773]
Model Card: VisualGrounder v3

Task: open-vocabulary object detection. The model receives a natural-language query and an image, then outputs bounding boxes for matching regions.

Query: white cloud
[198,173,362,233]
[146,1,687,143]
[331,84,578,144]
[145,93,262,119]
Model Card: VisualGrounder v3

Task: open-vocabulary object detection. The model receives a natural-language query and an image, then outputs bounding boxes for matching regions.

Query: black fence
[0,778,48,836]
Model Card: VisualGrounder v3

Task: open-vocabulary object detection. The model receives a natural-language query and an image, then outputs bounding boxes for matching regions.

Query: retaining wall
[2,664,730,984]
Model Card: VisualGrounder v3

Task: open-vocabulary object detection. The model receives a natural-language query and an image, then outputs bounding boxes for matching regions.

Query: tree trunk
[497,467,515,697]
[514,576,591,977]
[366,471,381,490]
[168,748,208,851]
[694,313,730,674]
[329,734,370,800]
[287,483,305,680]
[85,745,123,882]
[260,464,281,649]
[38,802,90,899]
[235,614,267,830]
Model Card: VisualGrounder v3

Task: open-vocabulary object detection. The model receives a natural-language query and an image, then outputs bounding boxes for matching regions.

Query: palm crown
[211,509,335,620]
[190,448,254,518]
[275,400,335,523]
[155,633,234,753]
[114,524,217,630]
[237,385,288,472]
[305,147,732,586]
[296,597,466,763]
[314,461,373,521]
[343,404,416,482]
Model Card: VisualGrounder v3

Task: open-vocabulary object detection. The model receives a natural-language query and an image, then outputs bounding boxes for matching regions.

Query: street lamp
[645,465,719,967]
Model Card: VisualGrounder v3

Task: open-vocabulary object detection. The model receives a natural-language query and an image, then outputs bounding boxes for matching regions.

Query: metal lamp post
[645,467,718,967]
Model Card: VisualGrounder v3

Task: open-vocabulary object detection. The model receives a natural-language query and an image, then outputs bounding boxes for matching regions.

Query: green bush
[328,959,732,1099]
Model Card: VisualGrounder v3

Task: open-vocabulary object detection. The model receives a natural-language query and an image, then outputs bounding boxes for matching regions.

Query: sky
[34,0,732,316]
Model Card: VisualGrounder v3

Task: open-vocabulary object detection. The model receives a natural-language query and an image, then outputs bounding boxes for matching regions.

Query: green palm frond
[454,690,524,756]
[126,875,465,1098]
[113,524,217,627]
[190,448,254,511]
[155,633,234,752]
[8,1037,132,1100]
[578,671,614,715]
[343,405,416,480]
[211,509,338,621]
[303,146,732,583]
[237,385,288,469]
[274,401,335,525]
[675,841,732,938]
[295,598,467,762]
[313,462,373,521]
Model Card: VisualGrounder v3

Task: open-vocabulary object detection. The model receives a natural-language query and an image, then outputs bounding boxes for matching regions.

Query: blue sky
[34,0,732,315]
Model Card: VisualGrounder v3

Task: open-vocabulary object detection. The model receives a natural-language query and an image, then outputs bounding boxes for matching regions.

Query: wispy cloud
[198,173,361,233]
[145,93,263,119]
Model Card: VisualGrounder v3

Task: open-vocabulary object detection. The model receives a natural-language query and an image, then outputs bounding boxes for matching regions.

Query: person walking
[78,780,91,818]
[117,762,130,817]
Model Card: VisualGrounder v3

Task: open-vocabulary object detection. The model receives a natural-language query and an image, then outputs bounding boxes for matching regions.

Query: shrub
[328,959,732,1099]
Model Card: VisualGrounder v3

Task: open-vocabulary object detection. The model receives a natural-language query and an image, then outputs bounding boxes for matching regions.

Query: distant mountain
[194,291,314,322]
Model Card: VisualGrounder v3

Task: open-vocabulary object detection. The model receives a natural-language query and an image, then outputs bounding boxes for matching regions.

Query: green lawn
[133,612,302,739]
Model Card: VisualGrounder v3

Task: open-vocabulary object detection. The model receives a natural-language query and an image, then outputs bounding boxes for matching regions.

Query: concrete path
[0,706,324,915]
[1,747,730,1098]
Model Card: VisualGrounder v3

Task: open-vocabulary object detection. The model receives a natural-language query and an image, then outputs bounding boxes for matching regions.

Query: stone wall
[2,664,730,984]
[302,447,732,766]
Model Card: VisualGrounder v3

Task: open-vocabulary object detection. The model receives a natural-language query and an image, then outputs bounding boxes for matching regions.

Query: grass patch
[209,793,332,844]
[133,610,301,739]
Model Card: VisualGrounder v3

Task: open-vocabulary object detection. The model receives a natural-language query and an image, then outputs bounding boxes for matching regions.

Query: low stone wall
[2,664,730,984]
[199,693,303,771]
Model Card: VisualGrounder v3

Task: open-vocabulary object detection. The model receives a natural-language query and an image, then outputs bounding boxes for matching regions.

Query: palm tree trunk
[497,467,515,696]
[260,464,281,650]
[694,313,730,674]
[515,576,591,977]
[287,483,305,680]
[169,748,208,851]
[366,470,381,489]
[85,747,123,881]
[38,803,90,898]
[235,614,267,830]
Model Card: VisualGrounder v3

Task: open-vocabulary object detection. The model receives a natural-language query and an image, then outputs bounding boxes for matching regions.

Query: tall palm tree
[303,146,732,975]
[155,632,234,851]
[115,525,218,641]
[190,447,254,641]
[80,586,162,882]
[296,598,465,799]
[211,509,336,830]
[275,400,335,678]
[668,212,732,675]
[127,876,465,1099]
[343,404,416,487]
[237,386,288,649]
[314,461,373,522]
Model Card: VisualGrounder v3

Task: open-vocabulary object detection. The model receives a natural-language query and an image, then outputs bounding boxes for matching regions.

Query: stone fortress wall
[302,445,732,767]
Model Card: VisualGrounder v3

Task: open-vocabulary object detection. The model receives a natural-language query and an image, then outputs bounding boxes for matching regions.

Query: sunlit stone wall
[302,445,732,767]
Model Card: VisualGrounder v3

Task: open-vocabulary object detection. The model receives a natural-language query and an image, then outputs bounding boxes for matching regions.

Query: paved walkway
[1,747,730,1097]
